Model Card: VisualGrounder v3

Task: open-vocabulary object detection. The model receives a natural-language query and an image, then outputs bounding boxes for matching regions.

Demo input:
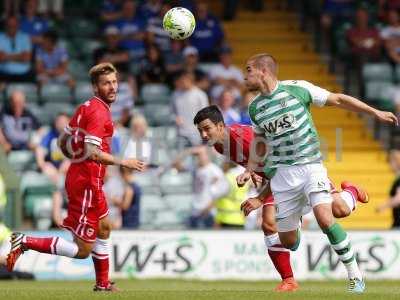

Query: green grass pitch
[0,279,399,300]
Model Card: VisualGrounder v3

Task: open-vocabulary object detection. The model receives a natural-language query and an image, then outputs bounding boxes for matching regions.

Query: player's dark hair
[89,62,117,84]
[193,105,225,126]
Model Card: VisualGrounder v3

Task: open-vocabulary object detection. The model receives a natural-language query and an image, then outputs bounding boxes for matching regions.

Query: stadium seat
[20,171,55,218]
[362,63,393,82]
[28,193,53,230]
[68,59,90,81]
[74,82,93,103]
[141,193,166,211]
[140,84,171,104]
[73,38,102,61]
[163,193,193,213]
[153,210,184,228]
[133,171,162,194]
[67,19,98,38]
[7,150,35,173]
[144,104,174,126]
[364,81,396,101]
[40,84,72,103]
[6,83,39,102]
[160,171,193,194]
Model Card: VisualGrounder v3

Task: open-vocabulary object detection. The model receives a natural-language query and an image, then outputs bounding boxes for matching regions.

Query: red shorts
[61,171,109,243]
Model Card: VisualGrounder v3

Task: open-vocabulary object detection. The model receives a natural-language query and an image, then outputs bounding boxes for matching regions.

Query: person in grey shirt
[172,71,209,147]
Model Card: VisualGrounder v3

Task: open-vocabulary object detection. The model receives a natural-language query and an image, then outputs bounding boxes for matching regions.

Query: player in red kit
[6,63,145,291]
[194,105,369,292]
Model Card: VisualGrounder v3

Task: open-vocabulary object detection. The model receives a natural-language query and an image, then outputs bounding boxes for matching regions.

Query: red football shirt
[64,96,113,181]
[213,124,266,178]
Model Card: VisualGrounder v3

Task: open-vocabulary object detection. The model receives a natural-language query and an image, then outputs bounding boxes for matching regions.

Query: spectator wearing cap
[165,40,184,83]
[94,26,130,76]
[0,16,33,83]
[36,30,75,89]
[0,90,41,153]
[20,0,49,46]
[173,71,209,146]
[113,0,147,61]
[208,46,244,101]
[182,46,209,92]
[190,2,224,62]
[218,89,241,125]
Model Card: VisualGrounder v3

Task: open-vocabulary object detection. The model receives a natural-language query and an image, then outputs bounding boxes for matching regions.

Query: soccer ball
[163,7,196,40]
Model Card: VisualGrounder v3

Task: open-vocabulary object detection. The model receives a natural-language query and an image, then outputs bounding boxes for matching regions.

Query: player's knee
[261,219,276,235]
[279,232,300,251]
[75,246,92,259]
[98,221,112,239]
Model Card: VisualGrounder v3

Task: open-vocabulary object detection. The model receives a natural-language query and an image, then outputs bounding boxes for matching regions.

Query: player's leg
[6,231,93,272]
[311,195,365,293]
[331,181,369,218]
[261,203,298,292]
[92,216,117,291]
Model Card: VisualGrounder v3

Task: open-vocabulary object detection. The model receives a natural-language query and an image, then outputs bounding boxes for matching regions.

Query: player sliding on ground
[6,63,145,292]
[240,53,398,293]
[194,105,369,292]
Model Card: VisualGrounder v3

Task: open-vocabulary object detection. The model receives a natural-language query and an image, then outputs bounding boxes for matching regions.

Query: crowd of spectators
[0,0,261,230]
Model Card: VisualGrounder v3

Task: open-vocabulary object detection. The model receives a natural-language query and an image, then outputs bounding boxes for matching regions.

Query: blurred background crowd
[0,0,400,234]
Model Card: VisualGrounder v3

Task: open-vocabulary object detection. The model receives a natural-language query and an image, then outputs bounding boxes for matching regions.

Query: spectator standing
[114,0,146,62]
[209,46,244,101]
[118,166,142,229]
[182,46,209,92]
[0,91,41,152]
[172,71,209,146]
[36,30,75,89]
[190,2,224,62]
[20,0,49,46]
[0,16,33,83]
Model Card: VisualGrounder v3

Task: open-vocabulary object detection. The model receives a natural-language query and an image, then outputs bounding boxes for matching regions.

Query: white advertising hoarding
[13,230,400,280]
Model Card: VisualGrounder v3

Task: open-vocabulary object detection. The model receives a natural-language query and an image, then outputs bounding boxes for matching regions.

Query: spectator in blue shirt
[20,0,49,46]
[239,91,254,125]
[114,0,146,61]
[36,30,75,89]
[0,90,41,152]
[118,166,141,229]
[138,0,162,21]
[100,0,123,24]
[146,2,173,53]
[190,2,224,62]
[35,112,70,185]
[0,16,33,83]
[218,89,241,125]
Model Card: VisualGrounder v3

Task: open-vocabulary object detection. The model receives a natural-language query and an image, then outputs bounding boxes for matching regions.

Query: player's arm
[325,93,398,125]
[237,132,268,187]
[240,182,271,216]
[85,143,145,171]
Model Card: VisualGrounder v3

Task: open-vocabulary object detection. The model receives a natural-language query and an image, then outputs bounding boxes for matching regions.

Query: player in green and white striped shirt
[243,53,398,293]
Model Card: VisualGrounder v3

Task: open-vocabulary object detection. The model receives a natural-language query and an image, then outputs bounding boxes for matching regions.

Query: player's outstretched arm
[326,93,398,125]
[241,182,271,216]
[85,143,145,171]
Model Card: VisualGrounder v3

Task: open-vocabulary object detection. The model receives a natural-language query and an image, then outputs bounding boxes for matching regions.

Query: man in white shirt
[172,71,209,147]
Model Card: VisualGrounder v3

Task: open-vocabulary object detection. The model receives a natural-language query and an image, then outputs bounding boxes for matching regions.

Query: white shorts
[271,162,333,232]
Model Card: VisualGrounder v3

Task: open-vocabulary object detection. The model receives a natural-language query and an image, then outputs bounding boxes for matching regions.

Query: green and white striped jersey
[248,80,330,178]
